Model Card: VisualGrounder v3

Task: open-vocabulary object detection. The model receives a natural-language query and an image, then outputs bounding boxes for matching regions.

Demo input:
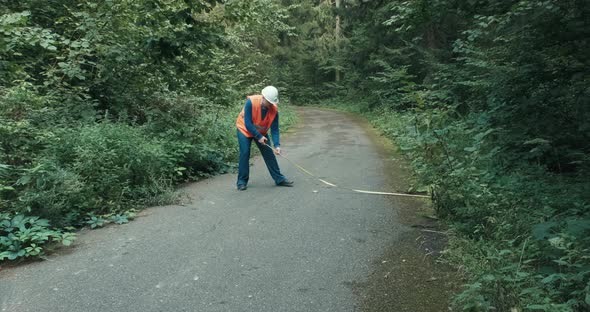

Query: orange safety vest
[236,95,278,138]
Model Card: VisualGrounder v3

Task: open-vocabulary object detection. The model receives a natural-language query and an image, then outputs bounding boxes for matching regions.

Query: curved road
[0,108,441,312]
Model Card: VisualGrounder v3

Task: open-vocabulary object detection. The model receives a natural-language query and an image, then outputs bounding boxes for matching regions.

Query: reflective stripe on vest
[236,95,278,138]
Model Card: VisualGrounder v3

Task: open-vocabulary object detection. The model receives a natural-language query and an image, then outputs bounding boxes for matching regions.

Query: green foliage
[0,0,296,262]
[356,101,590,311]
[85,210,136,229]
[11,123,172,227]
[280,0,590,310]
[0,213,74,260]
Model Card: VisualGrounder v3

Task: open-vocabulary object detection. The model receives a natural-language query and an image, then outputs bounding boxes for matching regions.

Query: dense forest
[1,0,589,311]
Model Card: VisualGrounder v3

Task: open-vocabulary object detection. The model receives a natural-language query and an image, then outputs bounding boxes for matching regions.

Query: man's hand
[258,137,268,144]
[274,147,281,155]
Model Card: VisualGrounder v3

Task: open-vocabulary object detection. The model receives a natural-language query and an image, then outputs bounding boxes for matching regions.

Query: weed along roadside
[318,94,590,311]
[348,109,461,312]
[341,108,467,312]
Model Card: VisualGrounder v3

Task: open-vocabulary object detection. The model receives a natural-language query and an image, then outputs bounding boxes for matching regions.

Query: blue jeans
[237,130,286,187]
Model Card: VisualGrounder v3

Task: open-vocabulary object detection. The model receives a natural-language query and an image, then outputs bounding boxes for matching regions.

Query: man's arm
[243,99,264,141]
[270,113,280,148]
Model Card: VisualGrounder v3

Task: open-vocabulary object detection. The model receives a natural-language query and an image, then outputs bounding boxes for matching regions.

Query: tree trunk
[335,0,341,82]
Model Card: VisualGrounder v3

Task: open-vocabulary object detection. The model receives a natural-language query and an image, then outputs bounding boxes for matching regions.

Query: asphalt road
[0,108,412,312]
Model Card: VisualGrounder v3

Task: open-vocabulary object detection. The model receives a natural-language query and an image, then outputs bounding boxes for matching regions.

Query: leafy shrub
[15,161,85,227]
[0,213,75,261]
[0,84,57,167]
[14,123,173,227]
[140,92,238,178]
[85,210,136,229]
[366,105,590,311]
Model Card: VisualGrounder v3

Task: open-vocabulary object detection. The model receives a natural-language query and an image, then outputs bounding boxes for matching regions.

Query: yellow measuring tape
[263,143,430,199]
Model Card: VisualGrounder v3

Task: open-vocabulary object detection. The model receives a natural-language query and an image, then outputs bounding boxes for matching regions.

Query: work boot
[277,179,294,187]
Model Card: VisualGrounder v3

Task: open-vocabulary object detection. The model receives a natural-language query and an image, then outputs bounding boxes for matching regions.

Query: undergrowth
[317,99,590,311]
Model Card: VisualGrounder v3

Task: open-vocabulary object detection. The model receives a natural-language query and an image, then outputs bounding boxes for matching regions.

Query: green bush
[14,123,173,227]
[0,213,75,261]
[318,94,589,310]
[0,84,56,167]
[294,0,590,308]
[366,106,590,311]
[15,161,85,227]
[140,92,238,178]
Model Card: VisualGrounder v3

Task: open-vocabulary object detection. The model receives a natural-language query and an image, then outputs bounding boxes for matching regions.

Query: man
[235,86,294,191]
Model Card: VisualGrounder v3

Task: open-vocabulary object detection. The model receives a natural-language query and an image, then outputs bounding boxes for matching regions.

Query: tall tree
[334,0,342,82]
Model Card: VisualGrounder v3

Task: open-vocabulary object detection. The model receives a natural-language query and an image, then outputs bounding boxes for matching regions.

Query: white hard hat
[261,86,279,105]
